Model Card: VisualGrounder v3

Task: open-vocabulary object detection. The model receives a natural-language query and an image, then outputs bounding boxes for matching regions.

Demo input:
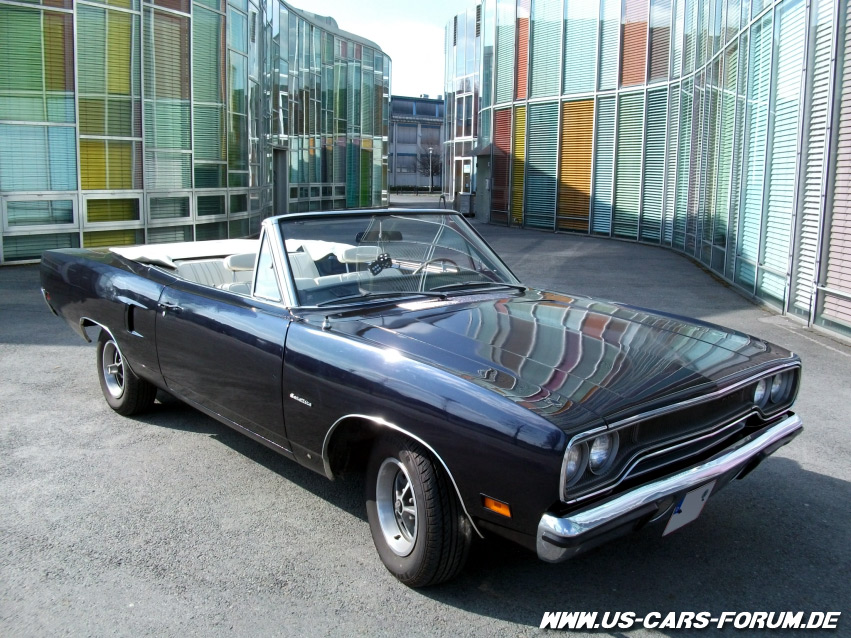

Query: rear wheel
[365,435,472,587]
[96,330,156,416]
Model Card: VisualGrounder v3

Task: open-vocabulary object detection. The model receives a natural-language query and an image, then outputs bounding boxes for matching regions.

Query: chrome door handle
[158,301,183,314]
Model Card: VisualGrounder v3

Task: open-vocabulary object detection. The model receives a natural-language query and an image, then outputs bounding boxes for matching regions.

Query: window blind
[614,92,644,239]
[642,88,668,242]
[592,96,616,234]
[558,100,594,232]
[511,105,527,225]
[529,0,560,98]
[525,102,558,229]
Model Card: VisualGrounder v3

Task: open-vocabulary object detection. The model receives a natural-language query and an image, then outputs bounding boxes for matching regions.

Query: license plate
[663,480,717,536]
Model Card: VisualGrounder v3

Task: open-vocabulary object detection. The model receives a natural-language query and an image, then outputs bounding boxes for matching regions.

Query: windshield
[278,213,520,307]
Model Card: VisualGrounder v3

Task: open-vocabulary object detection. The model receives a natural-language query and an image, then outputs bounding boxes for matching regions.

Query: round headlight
[770,373,788,403]
[564,445,584,480]
[754,379,768,405]
[589,433,618,474]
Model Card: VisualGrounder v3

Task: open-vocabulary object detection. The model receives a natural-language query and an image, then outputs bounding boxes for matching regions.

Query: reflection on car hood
[340,289,795,429]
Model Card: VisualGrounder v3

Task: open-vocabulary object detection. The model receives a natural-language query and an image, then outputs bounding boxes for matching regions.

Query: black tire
[365,435,472,587]
[96,330,156,416]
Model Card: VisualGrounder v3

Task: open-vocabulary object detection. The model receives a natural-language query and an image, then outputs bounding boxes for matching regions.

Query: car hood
[332,289,795,430]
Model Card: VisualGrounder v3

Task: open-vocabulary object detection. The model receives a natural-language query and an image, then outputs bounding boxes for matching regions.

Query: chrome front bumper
[537,414,803,562]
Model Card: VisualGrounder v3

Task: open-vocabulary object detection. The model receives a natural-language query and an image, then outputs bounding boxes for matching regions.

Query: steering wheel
[412,258,461,275]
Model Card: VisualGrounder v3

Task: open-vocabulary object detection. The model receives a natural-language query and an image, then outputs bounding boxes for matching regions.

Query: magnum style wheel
[365,436,472,587]
[96,330,156,416]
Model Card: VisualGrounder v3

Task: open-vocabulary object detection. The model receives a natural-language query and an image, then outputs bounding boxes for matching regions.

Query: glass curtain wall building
[0,0,390,264]
[475,0,851,339]
[444,4,481,199]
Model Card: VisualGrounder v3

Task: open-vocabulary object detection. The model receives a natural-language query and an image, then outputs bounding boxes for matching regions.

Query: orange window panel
[492,109,513,219]
[621,0,649,86]
[515,0,530,100]
[558,100,594,231]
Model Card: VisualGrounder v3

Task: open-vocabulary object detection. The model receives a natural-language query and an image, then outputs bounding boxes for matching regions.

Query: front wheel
[365,436,472,587]
[96,330,156,416]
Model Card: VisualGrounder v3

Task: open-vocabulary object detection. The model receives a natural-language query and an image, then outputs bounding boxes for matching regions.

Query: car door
[155,235,292,449]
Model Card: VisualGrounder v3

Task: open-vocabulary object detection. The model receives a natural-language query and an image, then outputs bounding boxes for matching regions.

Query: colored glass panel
[562,0,597,94]
[621,0,649,87]
[511,106,527,225]
[515,0,531,100]
[530,0,560,98]
[558,100,594,231]
[525,103,558,228]
[614,92,645,238]
[642,88,668,241]
[592,96,616,234]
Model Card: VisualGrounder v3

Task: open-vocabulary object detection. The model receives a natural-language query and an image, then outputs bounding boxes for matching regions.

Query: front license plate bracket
[663,480,717,536]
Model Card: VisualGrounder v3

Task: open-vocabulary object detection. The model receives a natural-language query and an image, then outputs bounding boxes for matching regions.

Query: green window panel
[346,140,360,208]
[193,7,225,104]
[228,217,250,238]
[145,151,192,190]
[0,124,77,191]
[591,96,616,235]
[3,232,79,262]
[495,0,515,104]
[793,0,834,313]
[6,200,73,227]
[194,164,226,188]
[229,53,247,115]
[197,195,226,216]
[362,72,375,137]
[726,29,749,278]
[150,196,190,220]
[196,221,228,240]
[145,101,191,149]
[562,0,598,94]
[736,12,773,290]
[671,0,685,79]
[360,146,372,207]
[194,106,226,161]
[761,0,806,303]
[715,45,739,252]
[525,103,558,229]
[372,141,383,207]
[0,6,74,123]
[685,75,703,254]
[229,8,247,54]
[648,0,671,82]
[614,93,644,239]
[229,113,248,171]
[529,0,560,98]
[726,0,741,45]
[684,0,697,75]
[230,193,247,214]
[147,225,192,244]
[674,78,693,247]
[642,88,668,242]
[598,0,620,90]
[663,84,680,244]
[699,62,721,259]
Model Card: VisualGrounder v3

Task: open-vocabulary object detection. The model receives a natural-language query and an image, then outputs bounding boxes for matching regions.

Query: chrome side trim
[321,414,484,539]
[538,414,803,562]
[79,316,113,344]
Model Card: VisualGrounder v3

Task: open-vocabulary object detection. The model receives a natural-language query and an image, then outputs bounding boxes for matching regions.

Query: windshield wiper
[314,290,448,307]
[429,281,527,294]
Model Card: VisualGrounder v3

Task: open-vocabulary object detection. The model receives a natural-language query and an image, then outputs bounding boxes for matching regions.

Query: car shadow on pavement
[132,394,369,523]
[417,457,850,631]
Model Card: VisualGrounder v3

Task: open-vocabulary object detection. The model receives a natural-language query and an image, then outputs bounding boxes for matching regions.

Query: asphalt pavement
[1,203,849,637]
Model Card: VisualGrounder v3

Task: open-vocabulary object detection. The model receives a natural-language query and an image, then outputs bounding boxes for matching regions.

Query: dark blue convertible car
[40,210,803,587]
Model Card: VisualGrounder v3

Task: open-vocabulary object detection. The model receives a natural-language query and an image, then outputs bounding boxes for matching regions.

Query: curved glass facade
[0,0,390,263]
[477,0,851,338]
